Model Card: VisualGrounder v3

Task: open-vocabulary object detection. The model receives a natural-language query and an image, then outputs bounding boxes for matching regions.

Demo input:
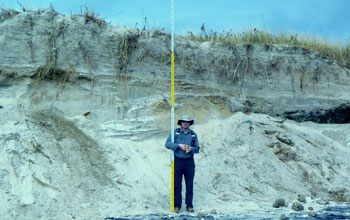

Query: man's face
[181,121,190,130]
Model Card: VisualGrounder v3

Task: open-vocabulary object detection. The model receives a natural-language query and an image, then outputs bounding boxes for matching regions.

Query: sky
[1,0,349,45]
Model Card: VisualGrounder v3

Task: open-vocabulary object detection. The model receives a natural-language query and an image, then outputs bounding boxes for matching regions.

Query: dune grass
[0,8,19,21]
[185,26,350,69]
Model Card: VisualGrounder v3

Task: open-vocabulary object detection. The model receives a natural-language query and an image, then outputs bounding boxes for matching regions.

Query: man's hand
[179,144,192,153]
[179,144,186,150]
[187,146,192,153]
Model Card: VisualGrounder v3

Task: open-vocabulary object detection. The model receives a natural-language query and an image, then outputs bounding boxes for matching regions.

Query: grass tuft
[114,32,139,81]
[83,6,106,27]
[0,8,19,22]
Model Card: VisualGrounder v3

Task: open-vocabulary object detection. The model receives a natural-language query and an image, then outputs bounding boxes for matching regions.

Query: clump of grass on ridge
[185,25,350,69]
[0,8,19,22]
[82,6,106,27]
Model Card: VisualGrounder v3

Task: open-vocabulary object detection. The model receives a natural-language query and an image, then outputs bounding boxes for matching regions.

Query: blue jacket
[165,127,200,159]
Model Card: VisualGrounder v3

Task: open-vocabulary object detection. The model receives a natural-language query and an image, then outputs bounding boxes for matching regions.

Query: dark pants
[174,156,195,209]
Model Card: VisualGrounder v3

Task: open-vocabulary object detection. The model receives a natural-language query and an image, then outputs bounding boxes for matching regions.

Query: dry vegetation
[185,25,350,69]
[1,6,349,72]
[82,6,106,27]
[0,8,19,21]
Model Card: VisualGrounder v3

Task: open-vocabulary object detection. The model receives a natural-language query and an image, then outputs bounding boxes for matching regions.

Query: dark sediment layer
[282,102,350,124]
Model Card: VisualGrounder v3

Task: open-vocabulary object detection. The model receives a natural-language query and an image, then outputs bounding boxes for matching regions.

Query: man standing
[165,115,200,213]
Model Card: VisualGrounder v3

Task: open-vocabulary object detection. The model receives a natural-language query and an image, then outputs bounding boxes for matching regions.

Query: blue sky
[1,0,349,45]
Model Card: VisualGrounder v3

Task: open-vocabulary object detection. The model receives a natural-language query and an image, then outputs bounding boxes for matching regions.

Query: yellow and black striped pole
[170,0,175,212]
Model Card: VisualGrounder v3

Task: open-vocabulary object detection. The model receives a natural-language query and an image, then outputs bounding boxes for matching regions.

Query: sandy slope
[1,101,350,219]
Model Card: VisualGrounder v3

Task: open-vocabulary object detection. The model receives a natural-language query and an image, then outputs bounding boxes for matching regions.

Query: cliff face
[1,9,350,219]
[1,9,350,125]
